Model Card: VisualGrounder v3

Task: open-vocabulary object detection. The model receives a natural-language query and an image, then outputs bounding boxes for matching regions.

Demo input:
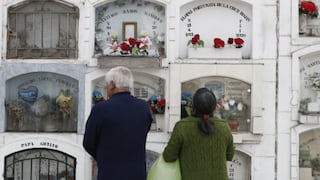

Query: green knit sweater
[163,116,234,180]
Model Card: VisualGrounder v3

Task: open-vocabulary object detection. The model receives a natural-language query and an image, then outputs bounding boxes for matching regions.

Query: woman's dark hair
[192,88,217,135]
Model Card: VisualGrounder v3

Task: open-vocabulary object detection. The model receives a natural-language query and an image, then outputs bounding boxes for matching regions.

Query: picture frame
[122,22,137,40]
[205,81,225,100]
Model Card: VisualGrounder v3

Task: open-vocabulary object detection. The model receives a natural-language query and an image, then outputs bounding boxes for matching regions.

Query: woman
[163,88,234,180]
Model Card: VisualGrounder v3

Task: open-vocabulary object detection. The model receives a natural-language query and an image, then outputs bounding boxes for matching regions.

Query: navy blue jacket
[83,92,153,180]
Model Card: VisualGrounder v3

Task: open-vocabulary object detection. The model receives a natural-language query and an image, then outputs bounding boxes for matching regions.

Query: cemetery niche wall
[299,128,320,180]
[4,148,76,180]
[91,71,166,131]
[299,53,320,118]
[179,0,252,59]
[94,0,166,58]
[181,76,251,132]
[7,0,79,59]
[5,72,79,132]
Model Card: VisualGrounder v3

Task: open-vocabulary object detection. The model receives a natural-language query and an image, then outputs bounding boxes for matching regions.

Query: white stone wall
[0,0,280,180]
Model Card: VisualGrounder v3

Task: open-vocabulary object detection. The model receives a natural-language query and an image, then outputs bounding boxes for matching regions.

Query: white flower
[140,31,148,37]
[157,35,164,43]
[111,32,118,40]
[223,102,230,110]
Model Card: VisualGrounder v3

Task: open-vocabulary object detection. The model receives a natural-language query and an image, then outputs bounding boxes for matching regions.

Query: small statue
[56,90,73,120]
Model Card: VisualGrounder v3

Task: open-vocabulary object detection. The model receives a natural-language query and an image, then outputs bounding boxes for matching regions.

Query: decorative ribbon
[203,114,209,120]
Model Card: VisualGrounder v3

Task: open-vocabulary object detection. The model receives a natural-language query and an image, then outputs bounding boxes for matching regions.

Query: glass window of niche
[5,72,78,132]
[299,129,320,179]
[7,1,78,59]
[91,74,165,132]
[4,149,76,180]
[95,0,166,57]
[299,55,320,114]
[299,0,320,37]
[181,77,251,132]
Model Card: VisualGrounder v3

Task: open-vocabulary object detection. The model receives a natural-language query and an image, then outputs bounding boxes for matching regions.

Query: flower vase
[228,119,240,132]
[299,14,307,35]
[158,48,165,57]
[187,48,242,59]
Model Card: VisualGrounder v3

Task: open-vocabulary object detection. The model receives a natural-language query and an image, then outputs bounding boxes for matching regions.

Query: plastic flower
[120,41,131,52]
[234,38,244,48]
[213,38,225,48]
[227,38,234,45]
[139,36,152,49]
[140,30,148,38]
[187,34,204,49]
[309,72,320,91]
[300,1,319,18]
[110,32,118,40]
[148,95,166,114]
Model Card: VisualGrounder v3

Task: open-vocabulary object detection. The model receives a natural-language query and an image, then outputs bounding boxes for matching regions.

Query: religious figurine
[56,90,73,121]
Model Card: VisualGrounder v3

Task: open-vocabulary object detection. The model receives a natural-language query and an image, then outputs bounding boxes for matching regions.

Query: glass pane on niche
[299,129,320,179]
[7,1,78,59]
[182,77,251,132]
[5,72,78,132]
[92,73,165,132]
[299,55,320,114]
[95,0,166,57]
[4,149,76,180]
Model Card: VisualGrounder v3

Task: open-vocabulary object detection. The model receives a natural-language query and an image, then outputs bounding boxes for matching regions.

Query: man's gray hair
[105,66,134,90]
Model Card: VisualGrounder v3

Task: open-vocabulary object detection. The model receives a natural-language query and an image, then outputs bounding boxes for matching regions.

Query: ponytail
[198,114,214,135]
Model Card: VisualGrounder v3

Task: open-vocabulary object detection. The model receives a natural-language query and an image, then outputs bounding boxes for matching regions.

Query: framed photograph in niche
[205,81,225,100]
[122,22,137,40]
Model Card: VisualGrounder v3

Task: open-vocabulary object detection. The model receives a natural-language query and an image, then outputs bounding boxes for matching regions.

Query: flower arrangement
[215,95,248,121]
[308,72,320,91]
[118,31,152,56]
[147,95,166,114]
[299,1,319,18]
[216,37,245,48]
[187,34,204,49]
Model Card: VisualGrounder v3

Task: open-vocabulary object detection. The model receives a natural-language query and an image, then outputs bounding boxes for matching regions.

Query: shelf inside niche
[97,55,162,68]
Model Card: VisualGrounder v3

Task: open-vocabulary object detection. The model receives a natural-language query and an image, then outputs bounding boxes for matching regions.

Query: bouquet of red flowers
[147,95,166,114]
[226,37,245,48]
[300,1,318,18]
[119,34,152,56]
[213,38,225,48]
[187,34,204,49]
